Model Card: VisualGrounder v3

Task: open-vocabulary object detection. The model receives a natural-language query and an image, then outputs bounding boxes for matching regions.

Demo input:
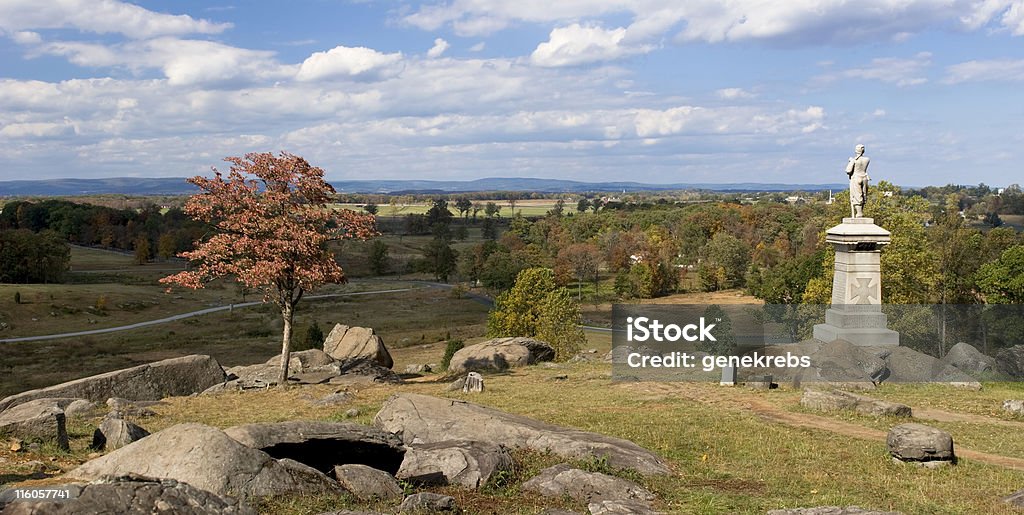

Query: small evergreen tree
[441,339,464,370]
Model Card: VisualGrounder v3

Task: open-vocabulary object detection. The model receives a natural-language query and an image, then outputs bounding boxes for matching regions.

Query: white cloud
[944,58,1024,83]
[716,88,755,100]
[35,38,287,86]
[403,1,1024,43]
[531,23,653,67]
[427,38,449,58]
[814,52,932,87]
[469,42,486,52]
[10,30,40,44]
[296,46,403,81]
[0,0,230,39]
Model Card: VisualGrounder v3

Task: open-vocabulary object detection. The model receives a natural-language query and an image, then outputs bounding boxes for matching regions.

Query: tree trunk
[277,304,295,386]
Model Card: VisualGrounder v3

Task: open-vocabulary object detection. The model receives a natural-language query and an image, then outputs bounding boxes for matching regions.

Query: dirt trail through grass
[626,382,1024,472]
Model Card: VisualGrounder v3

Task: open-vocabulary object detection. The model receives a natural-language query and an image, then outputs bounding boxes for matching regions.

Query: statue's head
[855,144,865,154]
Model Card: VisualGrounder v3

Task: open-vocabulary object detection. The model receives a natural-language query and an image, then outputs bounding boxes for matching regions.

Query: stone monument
[813,144,900,346]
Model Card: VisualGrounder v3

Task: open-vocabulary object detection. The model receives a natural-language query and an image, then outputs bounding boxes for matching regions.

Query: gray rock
[65,399,96,416]
[333,464,403,501]
[882,346,974,383]
[800,390,911,417]
[201,379,243,395]
[312,392,354,407]
[767,507,901,515]
[91,416,150,451]
[66,423,344,501]
[886,423,954,464]
[447,337,556,374]
[445,377,466,392]
[1004,399,1024,416]
[463,372,484,393]
[397,441,513,489]
[105,397,159,418]
[224,420,405,474]
[939,342,995,374]
[997,345,1024,379]
[812,341,888,382]
[522,464,654,503]
[374,393,670,476]
[323,325,393,369]
[332,360,403,383]
[265,349,337,373]
[0,475,254,515]
[0,355,226,412]
[588,499,663,514]
[0,399,69,450]
[404,364,431,374]
[343,409,360,418]
[225,364,280,388]
[1004,487,1024,508]
[399,492,457,513]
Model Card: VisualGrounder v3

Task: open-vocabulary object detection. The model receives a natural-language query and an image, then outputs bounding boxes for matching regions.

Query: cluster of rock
[0,392,672,514]
[749,340,996,389]
[217,324,399,390]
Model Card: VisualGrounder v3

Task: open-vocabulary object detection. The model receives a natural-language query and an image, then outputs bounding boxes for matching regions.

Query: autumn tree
[133,237,150,265]
[161,152,376,385]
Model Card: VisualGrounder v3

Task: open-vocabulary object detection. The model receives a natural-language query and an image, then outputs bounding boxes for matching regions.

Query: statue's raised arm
[847,144,870,218]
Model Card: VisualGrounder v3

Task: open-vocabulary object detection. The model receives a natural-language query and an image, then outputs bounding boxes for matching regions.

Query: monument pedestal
[812,217,900,346]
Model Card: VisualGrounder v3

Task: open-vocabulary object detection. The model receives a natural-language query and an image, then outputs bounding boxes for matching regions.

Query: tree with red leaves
[161,152,376,385]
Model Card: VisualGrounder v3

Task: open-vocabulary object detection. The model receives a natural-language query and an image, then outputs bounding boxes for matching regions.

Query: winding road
[0,288,414,344]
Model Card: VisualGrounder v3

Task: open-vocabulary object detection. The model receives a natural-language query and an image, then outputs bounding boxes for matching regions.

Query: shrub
[13,291,20,304]
[293,320,324,351]
[441,339,464,370]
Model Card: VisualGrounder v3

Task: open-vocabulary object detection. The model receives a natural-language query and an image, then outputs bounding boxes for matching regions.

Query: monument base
[813,323,900,346]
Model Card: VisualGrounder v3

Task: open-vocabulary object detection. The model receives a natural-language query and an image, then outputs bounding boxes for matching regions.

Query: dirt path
[624,382,1024,471]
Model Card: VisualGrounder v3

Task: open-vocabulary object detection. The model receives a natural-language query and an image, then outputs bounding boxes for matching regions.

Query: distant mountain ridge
[0,176,846,196]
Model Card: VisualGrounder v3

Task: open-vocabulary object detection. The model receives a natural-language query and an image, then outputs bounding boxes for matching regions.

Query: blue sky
[1,1,1023,186]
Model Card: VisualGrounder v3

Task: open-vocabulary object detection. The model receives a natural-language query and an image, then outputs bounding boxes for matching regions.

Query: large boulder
[939,342,995,374]
[447,337,556,374]
[333,464,403,501]
[800,390,911,417]
[0,355,226,412]
[323,325,393,369]
[996,345,1024,379]
[0,398,71,449]
[0,476,255,515]
[521,464,655,503]
[887,423,955,466]
[397,441,513,489]
[67,423,345,501]
[374,393,670,476]
[224,420,405,475]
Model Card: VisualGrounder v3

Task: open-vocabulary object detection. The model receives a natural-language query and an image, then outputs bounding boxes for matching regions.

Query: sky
[1,1,1023,187]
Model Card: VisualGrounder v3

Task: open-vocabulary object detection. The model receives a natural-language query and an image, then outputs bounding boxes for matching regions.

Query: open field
[332,200,561,218]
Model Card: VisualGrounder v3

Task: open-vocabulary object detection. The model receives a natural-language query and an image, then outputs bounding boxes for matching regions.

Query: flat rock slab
[887,423,954,463]
[334,464,403,501]
[399,492,457,513]
[767,507,901,515]
[397,440,512,489]
[224,420,405,475]
[0,399,70,449]
[0,476,254,515]
[588,499,664,515]
[447,337,555,374]
[374,393,671,476]
[67,423,344,501]
[522,464,654,504]
[800,390,911,417]
[0,355,226,412]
